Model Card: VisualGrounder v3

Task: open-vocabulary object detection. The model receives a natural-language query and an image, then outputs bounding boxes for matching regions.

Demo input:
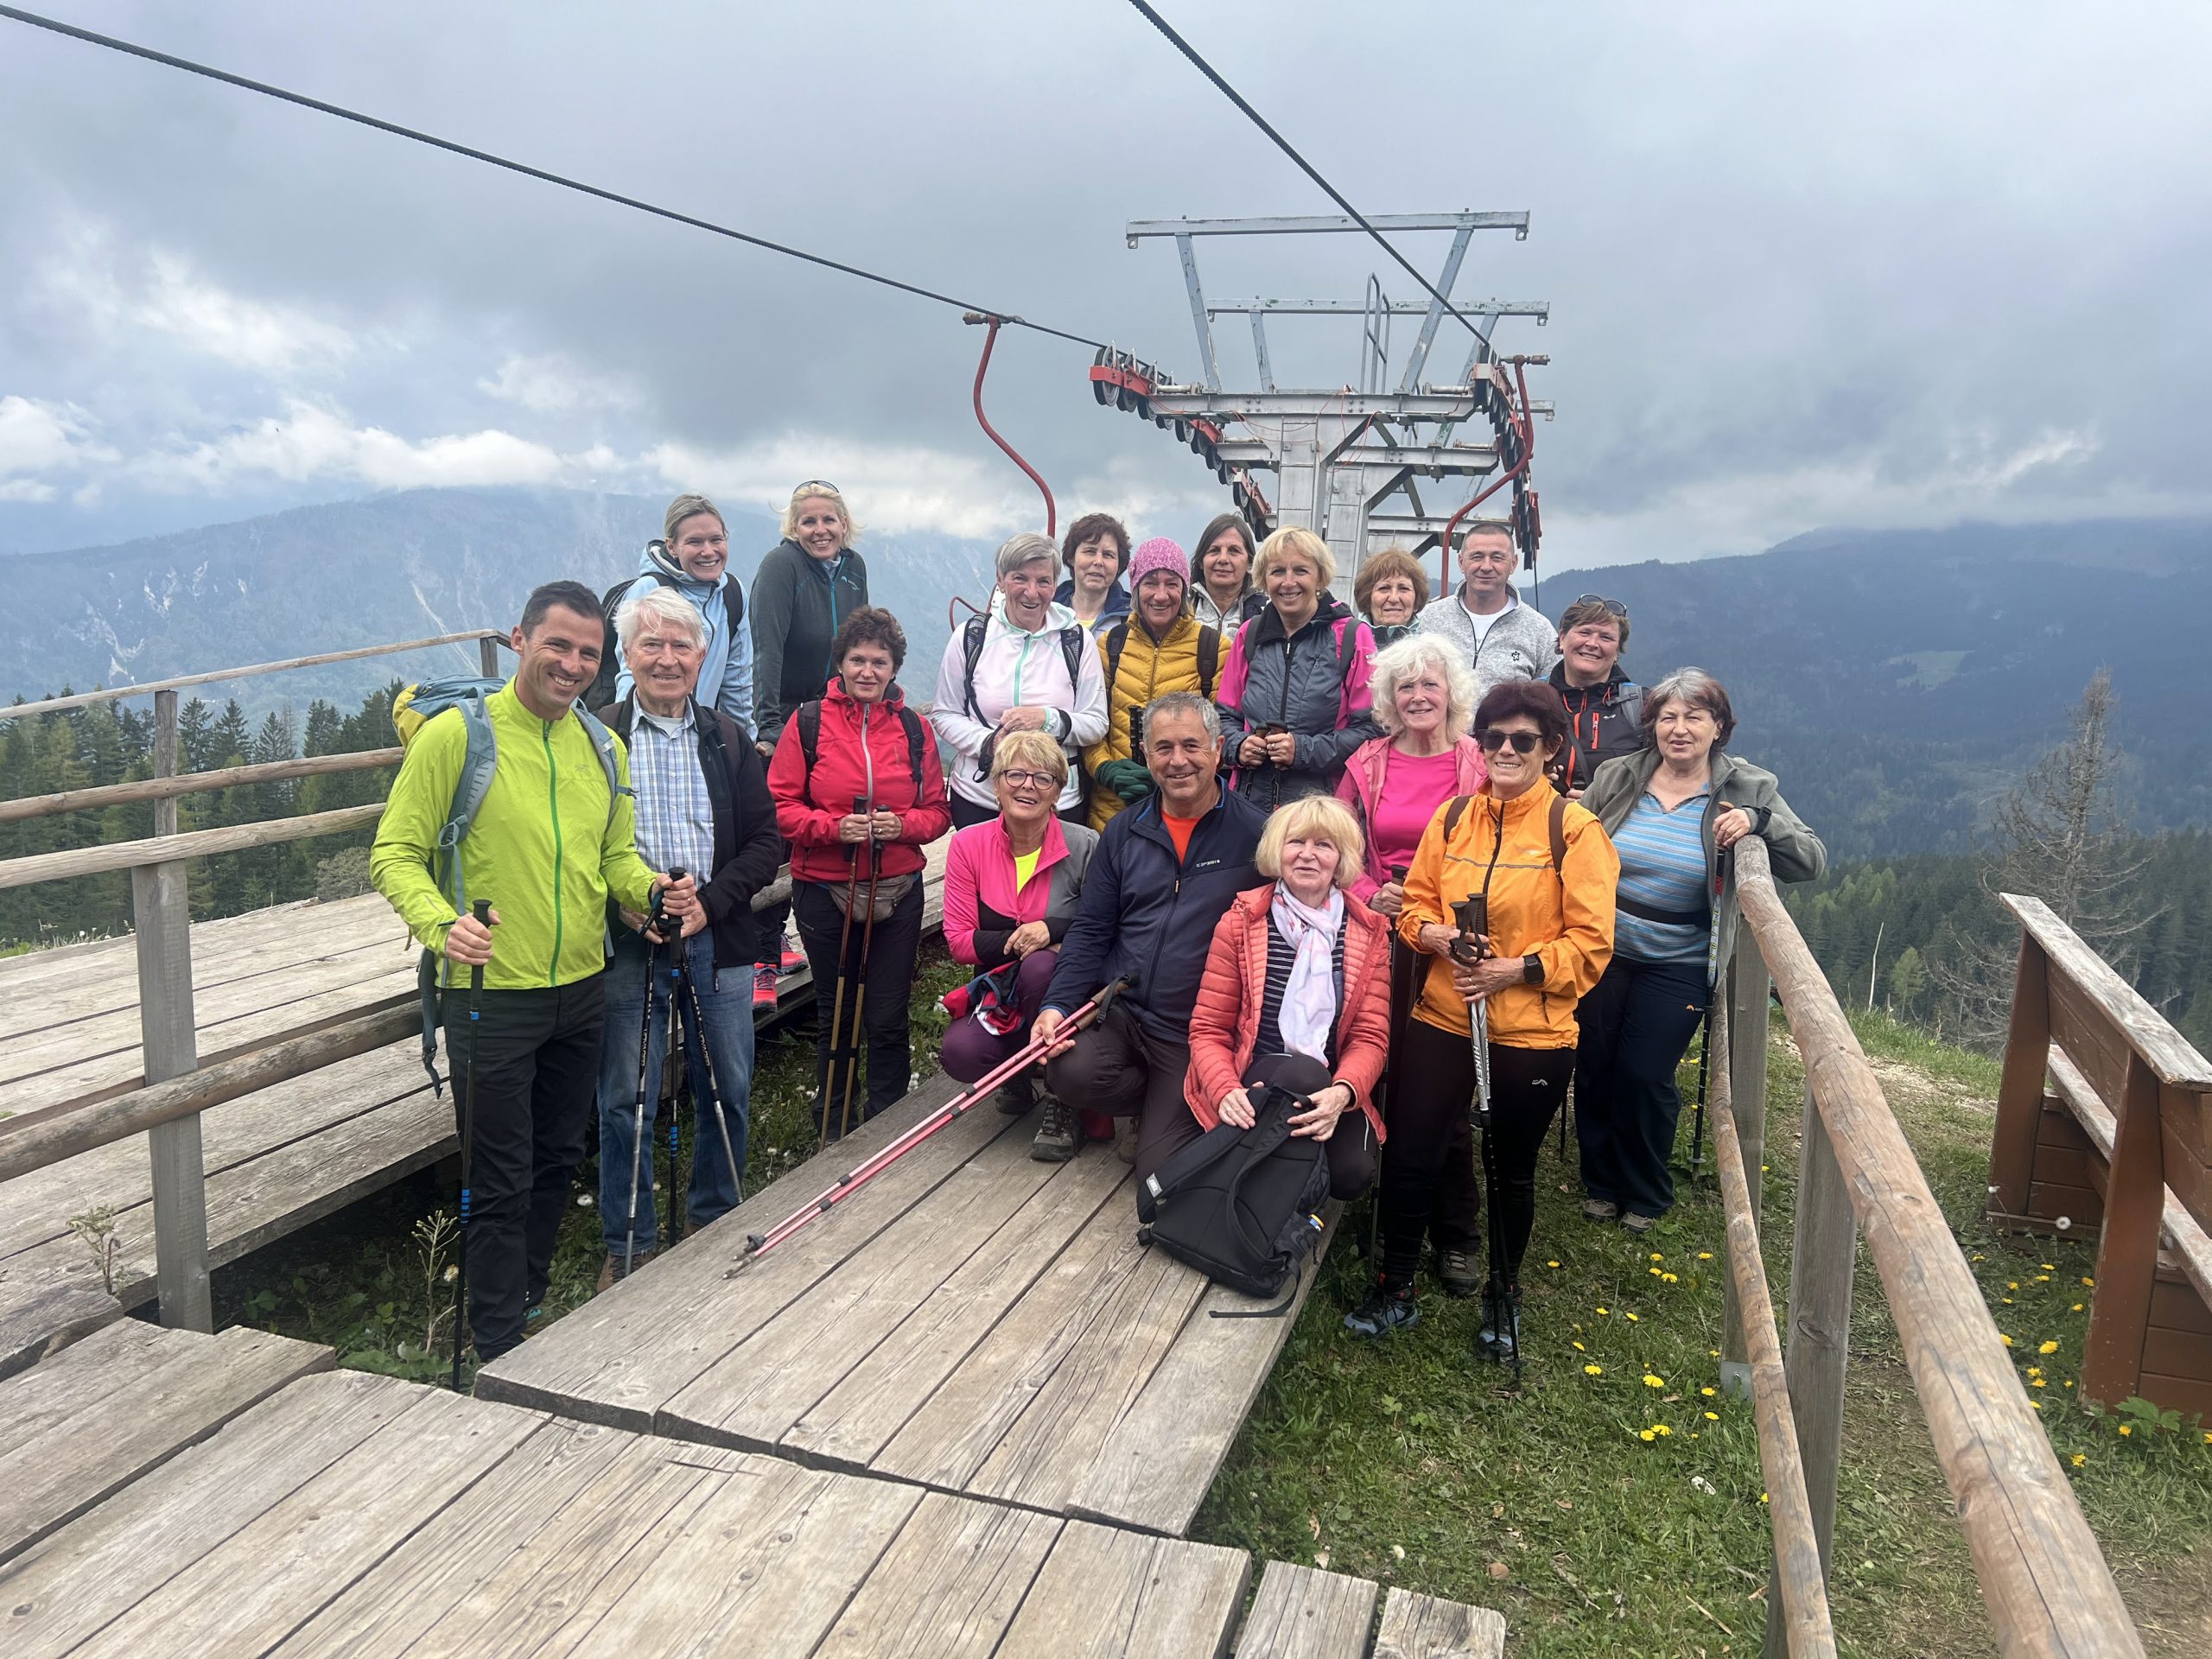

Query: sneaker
[995,1071,1036,1116]
[596,1248,656,1294]
[779,947,807,974]
[1343,1277,1420,1338]
[1580,1197,1619,1223]
[1031,1096,1080,1162]
[1619,1211,1659,1236]
[1478,1286,1523,1358]
[1436,1248,1481,1299]
[752,963,781,1010]
[1114,1118,1139,1166]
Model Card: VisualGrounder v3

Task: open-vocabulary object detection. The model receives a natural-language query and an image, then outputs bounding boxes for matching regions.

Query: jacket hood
[638,537,729,601]
[820,673,912,715]
[1056,577,1132,618]
[1249,592,1353,648]
[1549,661,1632,694]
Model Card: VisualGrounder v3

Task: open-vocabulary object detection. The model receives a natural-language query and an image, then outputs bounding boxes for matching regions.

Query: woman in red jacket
[768,607,951,1138]
[1182,794,1391,1199]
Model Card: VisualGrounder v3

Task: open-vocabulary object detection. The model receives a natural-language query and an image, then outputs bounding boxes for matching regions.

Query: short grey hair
[1141,690,1222,743]
[616,583,706,652]
[1370,632,1477,740]
[1643,665,1737,746]
[995,531,1061,581]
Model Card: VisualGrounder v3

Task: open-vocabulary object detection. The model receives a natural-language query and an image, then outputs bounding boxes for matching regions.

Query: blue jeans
[595,927,755,1255]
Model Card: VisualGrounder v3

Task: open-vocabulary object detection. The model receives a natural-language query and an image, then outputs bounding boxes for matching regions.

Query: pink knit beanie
[1126,537,1189,588]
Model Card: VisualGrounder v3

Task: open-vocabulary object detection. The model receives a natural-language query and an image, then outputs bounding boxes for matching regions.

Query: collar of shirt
[634,702,696,740]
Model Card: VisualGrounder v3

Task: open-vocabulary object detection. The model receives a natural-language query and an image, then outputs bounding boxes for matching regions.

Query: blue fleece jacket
[613,543,754,729]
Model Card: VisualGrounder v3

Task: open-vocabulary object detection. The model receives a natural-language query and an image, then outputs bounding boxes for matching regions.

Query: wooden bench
[1987,893,2212,1415]
[1231,1561,1505,1659]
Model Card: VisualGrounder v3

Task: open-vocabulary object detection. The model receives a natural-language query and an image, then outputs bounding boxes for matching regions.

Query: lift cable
[0,4,1113,352]
[1122,0,1502,350]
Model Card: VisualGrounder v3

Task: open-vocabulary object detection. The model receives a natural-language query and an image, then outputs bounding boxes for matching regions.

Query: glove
[1095,758,1154,803]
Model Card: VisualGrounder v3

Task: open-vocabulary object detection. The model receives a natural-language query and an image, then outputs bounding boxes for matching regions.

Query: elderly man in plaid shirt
[592,585,783,1290]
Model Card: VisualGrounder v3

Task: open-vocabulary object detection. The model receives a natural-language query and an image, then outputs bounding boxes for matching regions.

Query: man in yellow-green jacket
[372,580,693,1366]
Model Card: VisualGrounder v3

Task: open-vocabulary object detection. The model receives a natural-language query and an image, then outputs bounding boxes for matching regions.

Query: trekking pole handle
[1450,893,1489,965]
[648,868,685,942]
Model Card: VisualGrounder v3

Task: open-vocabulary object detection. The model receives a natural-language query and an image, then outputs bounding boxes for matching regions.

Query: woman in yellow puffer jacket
[1083,537,1225,830]
[1344,678,1617,1351]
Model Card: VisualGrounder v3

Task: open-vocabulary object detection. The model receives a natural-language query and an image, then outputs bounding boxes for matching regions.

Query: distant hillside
[1545,518,2212,856]
[0,486,999,713]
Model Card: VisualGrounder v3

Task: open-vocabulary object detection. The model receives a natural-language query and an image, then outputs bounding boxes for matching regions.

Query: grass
[1190,1015,2212,1658]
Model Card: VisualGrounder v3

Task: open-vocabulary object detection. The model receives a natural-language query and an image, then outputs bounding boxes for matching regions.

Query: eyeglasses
[1573,594,1629,617]
[997,769,1058,790]
[1477,728,1543,754]
[791,480,841,499]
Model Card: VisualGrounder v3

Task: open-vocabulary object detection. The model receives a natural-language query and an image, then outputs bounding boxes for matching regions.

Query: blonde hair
[1370,633,1477,740]
[1255,525,1336,594]
[664,493,724,544]
[989,729,1070,789]
[1255,793,1363,890]
[779,483,861,546]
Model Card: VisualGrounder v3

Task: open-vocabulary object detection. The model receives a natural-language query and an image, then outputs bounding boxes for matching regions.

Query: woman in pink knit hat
[1080,537,1228,830]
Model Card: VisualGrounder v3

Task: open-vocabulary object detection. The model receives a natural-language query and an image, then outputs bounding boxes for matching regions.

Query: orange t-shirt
[1162,811,1201,863]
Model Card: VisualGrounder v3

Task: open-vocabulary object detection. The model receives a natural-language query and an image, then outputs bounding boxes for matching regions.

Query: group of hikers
[369,482,1827,1369]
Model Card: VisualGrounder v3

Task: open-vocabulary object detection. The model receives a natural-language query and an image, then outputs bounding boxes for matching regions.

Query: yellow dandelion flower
[1643,1374,1666,1388]
[2031,1401,2044,1410]
[1639,1428,1656,1442]
[2032,1380,2046,1389]
[2041,1263,2056,1270]
[2007,1281,2018,1290]
[2069,1452,2087,1467]
[1662,1273,1679,1283]
[2082,1276,2095,1287]
[2118,1425,2132,1437]
[1701,1386,1717,1396]
[2202,1432,2211,1444]
[1585,1363,1604,1376]
[1546,1260,1560,1268]
[1573,1340,1586,1351]
[1649,1268,1662,1278]
[2064,1381,2075,1389]
[1625,1312,1640,1322]
[1596,1306,1609,1315]
[1709,1349,1719,1357]
[2027,1367,2042,1378]
[1697,1251,1713,1260]
[1649,1252,1663,1262]
[1653,1424,1672,1437]
[1760,1492,1770,1503]
[1705,1410,1719,1421]
[2000,1334,2014,1347]
[1972,1253,1985,1261]
[2035,1274,2050,1283]
[2071,1302,2084,1312]
[2038,1340,2059,1355]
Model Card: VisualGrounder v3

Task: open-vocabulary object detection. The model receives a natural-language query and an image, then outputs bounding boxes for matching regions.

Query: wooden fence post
[1719,925,1771,1399]
[1988,932,2050,1221]
[133,689,212,1332]
[479,634,503,678]
[2082,1053,2164,1405]
[1764,1088,1854,1657]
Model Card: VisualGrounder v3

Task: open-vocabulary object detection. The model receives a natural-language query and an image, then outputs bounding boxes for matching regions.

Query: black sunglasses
[1477,728,1543,754]
[791,480,841,498]
[1572,594,1629,617]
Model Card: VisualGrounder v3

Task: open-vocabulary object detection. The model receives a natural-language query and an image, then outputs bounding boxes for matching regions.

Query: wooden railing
[0,629,508,1332]
[1722,837,2141,1656]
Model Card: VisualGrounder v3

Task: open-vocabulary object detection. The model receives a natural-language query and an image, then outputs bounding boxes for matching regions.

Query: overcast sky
[3,1,2209,572]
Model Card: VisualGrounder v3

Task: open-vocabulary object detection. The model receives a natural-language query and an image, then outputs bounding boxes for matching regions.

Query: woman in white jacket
[931,533,1109,828]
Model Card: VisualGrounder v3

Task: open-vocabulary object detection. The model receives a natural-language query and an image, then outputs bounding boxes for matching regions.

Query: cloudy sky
[3,0,2208,570]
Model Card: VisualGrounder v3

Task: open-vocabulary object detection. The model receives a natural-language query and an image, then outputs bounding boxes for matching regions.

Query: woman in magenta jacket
[767,607,950,1137]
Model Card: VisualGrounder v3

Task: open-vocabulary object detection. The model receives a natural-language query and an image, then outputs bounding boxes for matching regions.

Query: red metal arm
[969,314,1056,537]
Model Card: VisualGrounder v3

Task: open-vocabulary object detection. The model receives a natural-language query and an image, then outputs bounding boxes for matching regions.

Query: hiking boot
[1115,1117,1139,1166]
[1436,1247,1481,1299]
[1344,1277,1420,1338]
[995,1071,1037,1116]
[1031,1096,1080,1162]
[752,963,781,1010]
[1580,1197,1619,1223]
[1478,1285,1524,1359]
[596,1249,656,1294]
[1618,1210,1659,1236]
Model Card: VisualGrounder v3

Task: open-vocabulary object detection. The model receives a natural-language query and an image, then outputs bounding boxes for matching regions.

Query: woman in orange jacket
[1181,795,1391,1199]
[1346,680,1618,1350]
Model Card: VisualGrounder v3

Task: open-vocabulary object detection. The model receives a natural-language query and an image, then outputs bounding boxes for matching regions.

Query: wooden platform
[480,1068,1334,1539]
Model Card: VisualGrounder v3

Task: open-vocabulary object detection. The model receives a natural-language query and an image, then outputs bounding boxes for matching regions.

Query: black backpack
[958,613,1088,723]
[1135,1087,1331,1306]
[586,554,746,712]
[793,697,928,807]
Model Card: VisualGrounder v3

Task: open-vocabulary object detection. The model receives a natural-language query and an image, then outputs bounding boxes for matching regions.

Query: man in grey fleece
[1413,518,1559,696]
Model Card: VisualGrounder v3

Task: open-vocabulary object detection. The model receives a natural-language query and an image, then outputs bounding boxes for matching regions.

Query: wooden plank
[274,1419,727,1659]
[1232,1560,1378,1658]
[786,1147,1130,1471]
[658,1118,1064,1453]
[1733,842,2141,1656]
[1989,933,2050,1217]
[1072,1210,1338,1536]
[0,801,386,893]
[1719,926,1770,1395]
[0,1314,177,1457]
[0,1324,332,1563]
[815,1490,1064,1659]
[2153,1272,2212,1334]
[997,1518,1249,1659]
[2003,893,2212,1087]
[563,1459,924,1659]
[0,1278,123,1382]
[476,1071,1002,1428]
[2141,1325,2212,1377]
[65,1382,544,1659]
[2133,1370,2212,1421]
[2050,1046,2212,1312]
[0,1370,416,1659]
[1371,1586,1508,1659]
[0,746,399,825]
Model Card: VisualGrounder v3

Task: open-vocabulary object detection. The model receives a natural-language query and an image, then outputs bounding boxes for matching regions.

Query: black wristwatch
[1522,954,1545,986]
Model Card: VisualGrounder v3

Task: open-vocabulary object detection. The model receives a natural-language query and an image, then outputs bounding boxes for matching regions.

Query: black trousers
[1046,1001,1194,1180]
[1573,955,1708,1218]
[1242,1052,1376,1200]
[442,973,605,1363]
[1380,1016,1574,1287]
[794,874,925,1136]
[1376,937,1479,1255]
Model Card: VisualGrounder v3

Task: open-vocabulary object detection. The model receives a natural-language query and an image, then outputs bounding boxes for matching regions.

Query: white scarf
[1270,884,1344,1064]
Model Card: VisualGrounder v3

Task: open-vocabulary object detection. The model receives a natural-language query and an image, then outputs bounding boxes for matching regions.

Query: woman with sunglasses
[1349,680,1617,1347]
[1574,668,1824,1233]
[939,732,1102,1159]
[1547,594,1647,800]
[748,480,871,1007]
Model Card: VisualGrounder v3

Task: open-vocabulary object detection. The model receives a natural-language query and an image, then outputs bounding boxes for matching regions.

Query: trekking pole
[737,978,1128,1265]
[1688,846,1731,1181]
[449,897,491,1391]
[658,866,745,1212]
[1363,862,1412,1266]
[838,796,885,1142]
[623,886,674,1281]
[819,795,866,1141]
[1453,892,1521,1379]
[665,965,686,1247]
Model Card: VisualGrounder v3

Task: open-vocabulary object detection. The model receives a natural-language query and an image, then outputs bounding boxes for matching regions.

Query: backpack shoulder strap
[1104,622,1129,691]
[1059,624,1086,691]
[1442,792,1474,844]
[897,705,928,797]
[572,707,629,832]
[722,578,744,634]
[1548,794,1568,878]
[1197,626,1221,699]
[961,615,989,721]
[796,699,824,804]
[1332,615,1357,683]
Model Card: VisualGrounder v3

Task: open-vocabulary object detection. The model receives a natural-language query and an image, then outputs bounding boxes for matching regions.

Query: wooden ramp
[480,1069,1334,1539]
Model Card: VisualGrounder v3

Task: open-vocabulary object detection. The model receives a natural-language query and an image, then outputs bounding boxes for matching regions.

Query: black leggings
[1379,1017,1575,1287]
